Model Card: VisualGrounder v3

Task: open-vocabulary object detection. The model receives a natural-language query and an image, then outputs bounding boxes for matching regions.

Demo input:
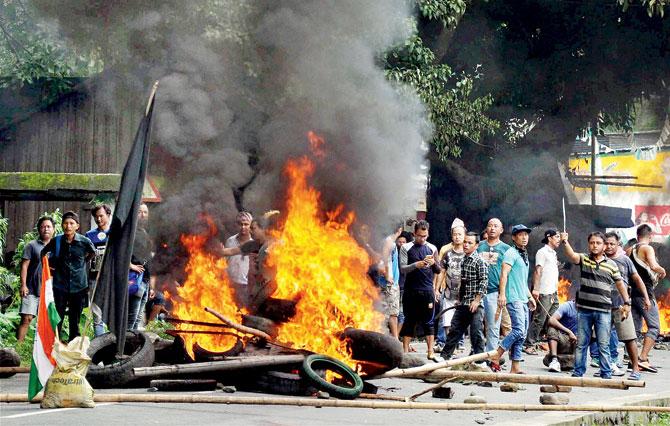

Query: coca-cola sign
[634,205,670,237]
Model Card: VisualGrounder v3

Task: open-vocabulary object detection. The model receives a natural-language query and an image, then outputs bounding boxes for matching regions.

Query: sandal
[523,346,538,355]
[488,361,501,372]
[638,359,658,373]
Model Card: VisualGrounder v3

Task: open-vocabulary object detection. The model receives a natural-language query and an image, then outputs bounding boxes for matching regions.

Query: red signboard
[634,205,670,237]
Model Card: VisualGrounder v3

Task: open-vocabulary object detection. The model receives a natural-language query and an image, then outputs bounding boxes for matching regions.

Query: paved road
[2,343,670,426]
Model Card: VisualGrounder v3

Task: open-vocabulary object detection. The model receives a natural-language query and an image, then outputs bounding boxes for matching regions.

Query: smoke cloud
[32,1,431,266]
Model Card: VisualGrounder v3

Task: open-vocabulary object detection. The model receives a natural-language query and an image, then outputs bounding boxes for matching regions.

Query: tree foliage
[385,1,500,160]
[0,0,102,104]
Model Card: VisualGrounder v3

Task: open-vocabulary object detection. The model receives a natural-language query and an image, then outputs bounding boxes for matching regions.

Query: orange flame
[170,217,243,359]
[268,156,383,366]
[557,277,572,303]
[656,292,670,334]
[307,130,326,160]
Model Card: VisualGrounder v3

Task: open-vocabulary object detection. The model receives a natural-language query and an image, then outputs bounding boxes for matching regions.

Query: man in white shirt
[524,228,561,352]
[225,211,253,307]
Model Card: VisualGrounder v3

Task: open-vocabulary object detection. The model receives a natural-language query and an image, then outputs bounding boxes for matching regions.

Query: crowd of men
[16,204,164,342]
[373,218,666,380]
[14,205,667,382]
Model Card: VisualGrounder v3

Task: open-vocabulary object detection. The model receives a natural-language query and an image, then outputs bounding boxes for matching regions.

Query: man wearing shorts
[605,232,649,380]
[400,220,442,361]
[380,224,403,338]
[17,216,54,342]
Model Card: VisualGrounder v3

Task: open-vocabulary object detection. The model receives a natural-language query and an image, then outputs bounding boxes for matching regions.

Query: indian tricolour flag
[28,256,61,400]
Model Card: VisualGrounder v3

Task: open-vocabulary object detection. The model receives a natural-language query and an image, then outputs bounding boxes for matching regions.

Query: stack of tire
[86,331,155,388]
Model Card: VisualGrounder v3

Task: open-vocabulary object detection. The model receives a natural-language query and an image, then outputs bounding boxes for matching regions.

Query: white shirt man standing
[524,228,561,352]
[225,211,253,307]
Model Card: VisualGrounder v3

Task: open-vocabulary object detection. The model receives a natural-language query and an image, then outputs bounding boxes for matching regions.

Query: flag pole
[82,81,159,345]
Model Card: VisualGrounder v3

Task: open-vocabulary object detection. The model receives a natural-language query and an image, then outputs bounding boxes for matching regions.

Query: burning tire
[86,331,155,388]
[300,354,363,399]
[241,315,278,338]
[192,338,244,362]
[340,328,403,376]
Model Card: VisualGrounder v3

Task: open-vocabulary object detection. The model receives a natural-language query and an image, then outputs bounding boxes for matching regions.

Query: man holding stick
[561,231,630,379]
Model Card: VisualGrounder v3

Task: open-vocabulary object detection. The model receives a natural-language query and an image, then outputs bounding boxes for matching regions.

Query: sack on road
[41,337,95,409]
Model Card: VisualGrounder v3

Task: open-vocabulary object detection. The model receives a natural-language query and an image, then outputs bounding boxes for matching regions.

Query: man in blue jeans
[478,218,511,369]
[492,224,536,374]
[561,231,630,379]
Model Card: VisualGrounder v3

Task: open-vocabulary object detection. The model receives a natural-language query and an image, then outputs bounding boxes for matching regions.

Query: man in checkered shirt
[440,231,488,360]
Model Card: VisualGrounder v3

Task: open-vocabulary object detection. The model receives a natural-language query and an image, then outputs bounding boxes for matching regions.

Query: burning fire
[170,218,243,359]
[557,277,572,303]
[269,155,383,365]
[169,134,383,366]
[655,292,670,334]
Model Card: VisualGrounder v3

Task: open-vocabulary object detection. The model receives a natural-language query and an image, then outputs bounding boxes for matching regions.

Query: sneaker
[611,365,625,377]
[548,358,561,373]
[433,342,445,352]
[590,358,600,368]
[428,354,445,363]
[628,371,642,381]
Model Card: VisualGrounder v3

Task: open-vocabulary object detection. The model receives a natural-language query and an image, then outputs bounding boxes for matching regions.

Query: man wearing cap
[225,211,253,307]
[493,224,536,374]
[524,228,561,353]
[41,211,95,342]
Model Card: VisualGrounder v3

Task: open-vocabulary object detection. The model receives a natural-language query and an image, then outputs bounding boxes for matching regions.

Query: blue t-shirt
[477,240,511,294]
[555,301,577,334]
[502,247,530,303]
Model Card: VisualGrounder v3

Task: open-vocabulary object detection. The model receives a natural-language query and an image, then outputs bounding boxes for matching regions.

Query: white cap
[451,218,465,229]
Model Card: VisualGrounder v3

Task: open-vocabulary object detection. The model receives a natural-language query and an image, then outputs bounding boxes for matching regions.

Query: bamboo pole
[3,393,670,412]
[132,355,305,378]
[165,317,233,328]
[204,307,272,341]
[358,393,408,402]
[0,366,30,374]
[378,350,498,378]
[415,370,644,390]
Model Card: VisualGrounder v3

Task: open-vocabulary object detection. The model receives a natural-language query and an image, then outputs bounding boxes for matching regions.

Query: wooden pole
[377,350,498,378]
[3,393,670,412]
[414,370,644,390]
[204,307,272,341]
[0,366,30,374]
[132,355,305,378]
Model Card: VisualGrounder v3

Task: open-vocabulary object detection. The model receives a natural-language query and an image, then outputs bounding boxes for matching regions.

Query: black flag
[93,82,157,355]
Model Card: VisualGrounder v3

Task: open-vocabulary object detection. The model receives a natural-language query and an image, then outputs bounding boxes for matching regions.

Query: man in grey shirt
[17,216,54,341]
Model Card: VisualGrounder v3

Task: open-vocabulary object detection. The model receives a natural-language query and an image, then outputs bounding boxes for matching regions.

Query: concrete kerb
[498,391,670,426]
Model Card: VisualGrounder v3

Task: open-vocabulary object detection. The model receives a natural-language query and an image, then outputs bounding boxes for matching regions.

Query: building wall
[0,82,143,254]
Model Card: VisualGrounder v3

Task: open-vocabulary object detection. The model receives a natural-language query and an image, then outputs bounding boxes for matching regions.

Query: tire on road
[86,331,155,388]
[192,336,244,362]
[240,370,322,396]
[339,328,403,376]
[0,347,21,378]
[300,354,363,400]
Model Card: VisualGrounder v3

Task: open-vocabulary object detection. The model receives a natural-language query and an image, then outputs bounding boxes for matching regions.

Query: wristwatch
[623,300,632,306]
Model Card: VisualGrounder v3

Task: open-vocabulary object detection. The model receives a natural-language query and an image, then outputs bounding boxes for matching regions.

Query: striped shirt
[576,253,622,313]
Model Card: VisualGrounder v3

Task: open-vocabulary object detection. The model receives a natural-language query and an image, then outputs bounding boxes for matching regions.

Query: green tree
[0,0,102,105]
[384,1,501,160]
